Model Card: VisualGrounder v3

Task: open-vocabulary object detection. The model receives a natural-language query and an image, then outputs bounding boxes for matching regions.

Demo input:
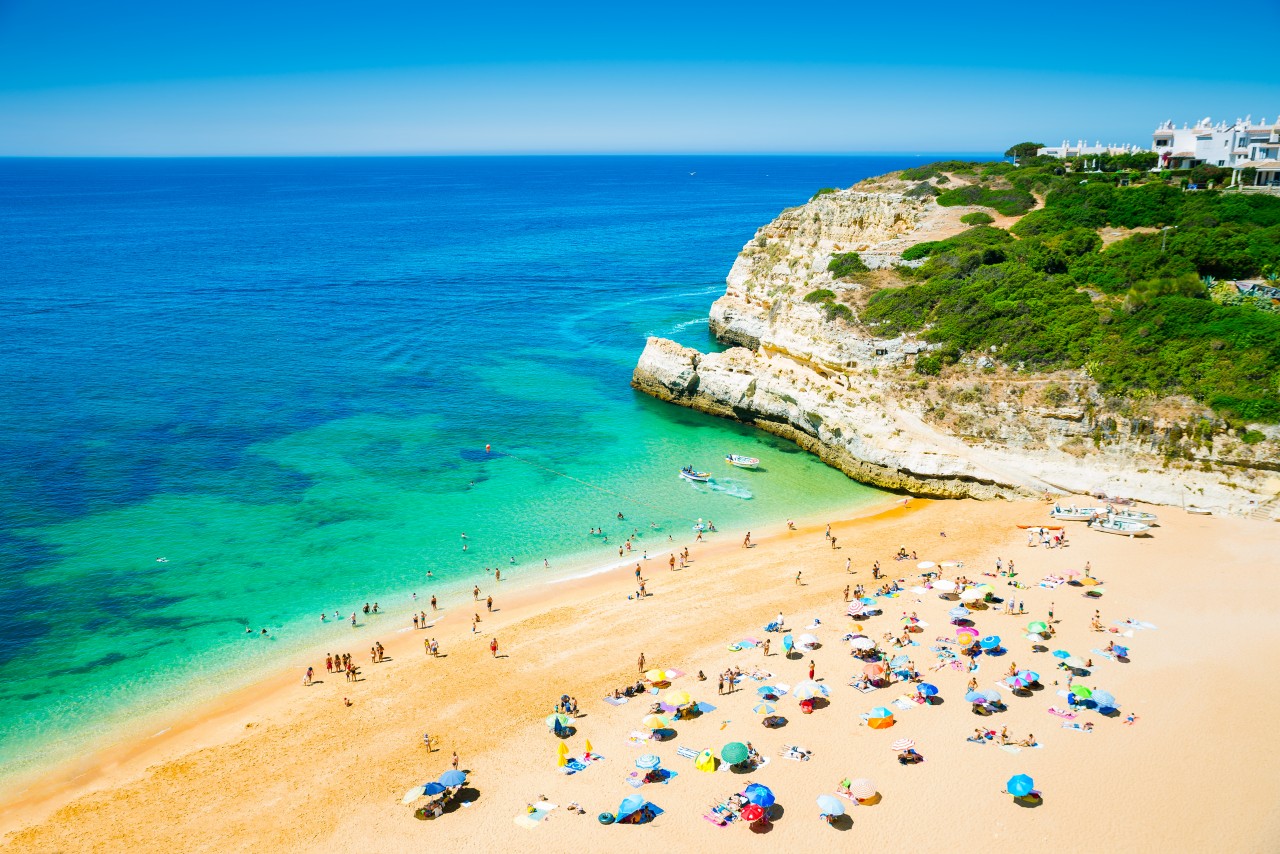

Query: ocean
[0,155,926,787]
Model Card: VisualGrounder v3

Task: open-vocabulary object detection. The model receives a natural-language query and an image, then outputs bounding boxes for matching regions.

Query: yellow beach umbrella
[557,742,569,756]
[641,714,669,730]
[584,739,594,754]
[645,668,666,682]
[557,753,567,767]
[665,689,692,707]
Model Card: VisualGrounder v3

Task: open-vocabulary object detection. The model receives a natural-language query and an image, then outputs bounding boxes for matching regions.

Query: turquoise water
[0,156,921,786]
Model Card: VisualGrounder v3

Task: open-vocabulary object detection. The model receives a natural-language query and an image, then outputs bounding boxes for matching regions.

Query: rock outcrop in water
[632,179,1280,514]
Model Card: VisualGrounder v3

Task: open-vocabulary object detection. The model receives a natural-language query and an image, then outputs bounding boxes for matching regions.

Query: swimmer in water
[157,557,168,562]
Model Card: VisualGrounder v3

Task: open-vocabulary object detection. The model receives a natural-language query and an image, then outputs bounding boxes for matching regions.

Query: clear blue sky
[1,0,1276,155]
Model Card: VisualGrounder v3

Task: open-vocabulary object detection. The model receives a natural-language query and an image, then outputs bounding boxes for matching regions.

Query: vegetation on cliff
[863,160,1280,423]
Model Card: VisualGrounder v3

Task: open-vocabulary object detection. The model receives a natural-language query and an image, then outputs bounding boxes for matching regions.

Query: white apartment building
[1152,116,1280,186]
[1036,140,1142,160]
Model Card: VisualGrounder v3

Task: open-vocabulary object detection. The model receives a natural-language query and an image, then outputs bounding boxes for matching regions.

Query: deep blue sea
[0,155,930,786]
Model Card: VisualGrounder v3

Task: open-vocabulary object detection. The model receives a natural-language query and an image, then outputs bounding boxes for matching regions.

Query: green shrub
[960,211,995,225]
[812,187,838,199]
[905,182,941,198]
[936,185,1036,216]
[804,288,837,303]
[1241,429,1266,444]
[825,302,854,323]
[827,252,869,278]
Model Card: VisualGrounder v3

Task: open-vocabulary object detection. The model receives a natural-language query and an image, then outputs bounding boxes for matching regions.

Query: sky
[0,1,1277,156]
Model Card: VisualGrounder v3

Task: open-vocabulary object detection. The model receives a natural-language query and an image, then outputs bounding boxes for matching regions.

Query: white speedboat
[1090,517,1150,537]
[679,467,711,483]
[1050,504,1105,522]
[1110,507,1157,524]
[1186,506,1212,515]
[725,454,760,469]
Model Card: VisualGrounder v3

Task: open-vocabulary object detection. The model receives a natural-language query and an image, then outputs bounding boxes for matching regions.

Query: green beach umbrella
[1070,685,1093,699]
[1027,621,1049,634]
[721,741,749,765]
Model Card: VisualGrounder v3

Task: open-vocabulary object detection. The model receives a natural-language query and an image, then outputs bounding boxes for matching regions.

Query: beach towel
[676,746,699,760]
[668,669,686,679]
[603,696,628,706]
[513,801,558,829]
[999,744,1022,754]
[562,759,588,774]
[851,683,880,694]
[892,698,916,711]
[1062,723,1093,733]
[696,702,717,713]
[1091,648,1116,660]
[628,731,651,747]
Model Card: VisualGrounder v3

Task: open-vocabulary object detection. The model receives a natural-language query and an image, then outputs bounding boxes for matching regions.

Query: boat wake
[706,479,754,500]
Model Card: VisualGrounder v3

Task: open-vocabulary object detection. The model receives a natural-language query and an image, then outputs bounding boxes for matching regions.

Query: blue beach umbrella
[980,635,1002,650]
[1017,670,1040,682]
[869,706,894,718]
[618,793,646,818]
[1052,650,1071,659]
[1113,645,1129,657]
[782,635,794,651]
[1007,774,1035,797]
[744,783,776,808]
[982,689,1002,704]
[635,754,661,769]
[1092,689,1117,708]
[757,685,780,696]
[965,690,987,703]
[917,683,939,697]
[816,794,845,816]
[948,606,971,619]
[422,781,446,796]
[438,769,467,787]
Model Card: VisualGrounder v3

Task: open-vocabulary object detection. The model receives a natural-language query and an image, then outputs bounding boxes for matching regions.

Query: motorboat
[679,466,711,483]
[1185,506,1212,515]
[1089,516,1150,537]
[1109,507,1157,524]
[725,454,760,469]
[1049,504,1105,522]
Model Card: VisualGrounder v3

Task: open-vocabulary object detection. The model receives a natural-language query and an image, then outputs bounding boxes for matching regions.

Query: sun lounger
[603,696,628,706]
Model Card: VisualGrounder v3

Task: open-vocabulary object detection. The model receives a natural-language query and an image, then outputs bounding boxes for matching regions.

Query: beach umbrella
[694,749,717,772]
[617,793,646,819]
[557,741,569,756]
[1009,674,1032,689]
[757,685,781,697]
[868,715,895,729]
[848,778,877,799]
[641,714,669,730]
[1052,649,1071,659]
[869,706,894,718]
[917,682,939,697]
[949,606,971,619]
[1092,689,1117,708]
[557,752,567,768]
[1064,655,1086,669]
[916,561,936,570]
[1080,577,1099,586]
[982,689,1002,704]
[438,769,467,788]
[933,579,957,592]
[665,689,691,707]
[1063,567,1081,577]
[850,636,876,650]
[745,783,776,807]
[546,713,571,729]
[740,804,766,823]
[965,690,987,704]
[959,589,983,602]
[645,668,667,683]
[402,781,446,804]
[1070,684,1093,699]
[797,633,819,648]
[782,635,794,651]
[956,627,980,643]
[1027,621,1049,634]
[635,754,661,769]
[975,584,994,596]
[890,654,910,667]
[817,794,845,817]
[794,680,829,696]
[1007,774,1035,798]
[584,739,594,755]
[753,703,776,715]
[979,635,1002,650]
[422,781,446,796]
[1017,670,1040,683]
[721,742,749,765]
[890,738,915,751]
[863,662,887,677]
[1113,645,1129,657]
[846,602,865,616]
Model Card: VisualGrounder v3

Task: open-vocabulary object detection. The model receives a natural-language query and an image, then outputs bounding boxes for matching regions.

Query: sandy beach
[4,497,1279,853]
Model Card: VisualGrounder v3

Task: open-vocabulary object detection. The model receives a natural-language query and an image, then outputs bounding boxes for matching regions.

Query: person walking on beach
[718,674,725,695]
[489,637,498,657]
[843,585,850,602]
[846,557,852,573]
[304,666,313,686]
[762,638,770,657]
[473,585,480,601]
[486,595,493,613]
[430,595,437,611]
[638,652,646,673]
[824,524,831,540]
[452,751,460,771]
[1048,602,1055,623]
[795,571,802,586]
[808,660,815,680]
[831,536,838,550]
[743,532,752,548]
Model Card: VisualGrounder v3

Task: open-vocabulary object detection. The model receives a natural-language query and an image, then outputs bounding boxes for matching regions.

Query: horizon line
[0,150,1004,160]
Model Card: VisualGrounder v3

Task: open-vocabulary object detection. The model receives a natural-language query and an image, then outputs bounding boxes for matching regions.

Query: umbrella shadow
[442,786,482,814]
[829,814,854,831]
[1013,793,1044,809]
[811,698,830,710]
[924,696,945,706]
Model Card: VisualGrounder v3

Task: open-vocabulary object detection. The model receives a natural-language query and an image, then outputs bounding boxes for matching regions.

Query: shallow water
[0,155,929,784]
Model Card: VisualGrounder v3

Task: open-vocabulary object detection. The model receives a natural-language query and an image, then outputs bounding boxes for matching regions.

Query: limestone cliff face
[632,183,1280,514]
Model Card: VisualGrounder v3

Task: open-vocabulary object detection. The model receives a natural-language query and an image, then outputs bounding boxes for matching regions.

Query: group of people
[324,652,360,682]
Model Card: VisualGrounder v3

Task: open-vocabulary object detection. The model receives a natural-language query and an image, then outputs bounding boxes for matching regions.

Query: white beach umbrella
[797,633,820,648]
[850,636,876,650]
[958,589,983,602]
[933,579,957,592]
[916,561,936,570]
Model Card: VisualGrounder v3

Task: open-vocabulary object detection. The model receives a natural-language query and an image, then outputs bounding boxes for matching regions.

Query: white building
[1037,140,1142,161]
[1152,116,1280,186]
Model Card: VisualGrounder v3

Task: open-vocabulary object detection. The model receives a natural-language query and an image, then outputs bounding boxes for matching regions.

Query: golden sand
[3,498,1279,852]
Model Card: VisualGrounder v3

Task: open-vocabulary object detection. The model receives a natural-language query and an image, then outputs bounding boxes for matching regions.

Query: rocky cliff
[632,179,1280,514]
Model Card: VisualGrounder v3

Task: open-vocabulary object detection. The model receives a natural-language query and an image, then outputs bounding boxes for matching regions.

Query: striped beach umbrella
[848,778,877,799]
[846,602,865,616]
[753,702,775,715]
[890,738,915,751]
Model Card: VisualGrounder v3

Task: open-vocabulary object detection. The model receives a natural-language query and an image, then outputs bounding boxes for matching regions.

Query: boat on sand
[1090,516,1150,537]
[1050,505,1105,522]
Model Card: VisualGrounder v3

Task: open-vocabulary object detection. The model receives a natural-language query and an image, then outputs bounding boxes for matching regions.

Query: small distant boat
[1090,517,1150,537]
[680,466,711,483]
[1186,506,1212,516]
[1110,507,1157,524]
[1049,505,1105,522]
[725,454,760,469]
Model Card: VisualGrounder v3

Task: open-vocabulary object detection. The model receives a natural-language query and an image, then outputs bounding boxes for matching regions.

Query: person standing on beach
[350,612,357,627]
[763,638,770,657]
[430,595,437,611]
[325,654,333,673]
[1049,602,1055,623]
[669,553,676,571]
[486,595,493,613]
[831,536,837,550]
[424,637,430,656]
[718,674,725,695]
[824,524,831,540]
[808,660,815,680]
[795,571,802,586]
[496,568,501,582]
[473,585,480,601]
[452,751,460,771]
[845,557,852,573]
[843,585,850,602]
[304,666,313,686]
[489,637,498,657]
[638,652,646,673]
[743,532,752,548]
